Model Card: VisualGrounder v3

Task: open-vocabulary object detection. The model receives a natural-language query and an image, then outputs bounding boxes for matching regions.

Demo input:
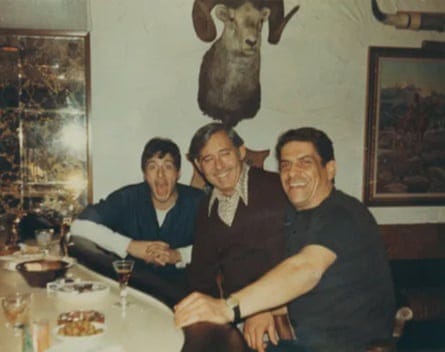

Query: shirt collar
[208,163,250,216]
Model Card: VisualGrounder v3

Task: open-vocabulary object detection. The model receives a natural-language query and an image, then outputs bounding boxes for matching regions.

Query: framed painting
[364,46,445,206]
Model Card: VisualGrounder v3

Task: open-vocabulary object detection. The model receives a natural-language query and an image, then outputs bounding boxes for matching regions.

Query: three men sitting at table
[70,126,395,351]
[70,138,204,306]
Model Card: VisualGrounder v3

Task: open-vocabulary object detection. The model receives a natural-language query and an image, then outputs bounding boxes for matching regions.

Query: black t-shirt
[286,189,395,351]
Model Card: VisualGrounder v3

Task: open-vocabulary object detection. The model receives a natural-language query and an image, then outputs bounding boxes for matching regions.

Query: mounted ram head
[194,0,300,126]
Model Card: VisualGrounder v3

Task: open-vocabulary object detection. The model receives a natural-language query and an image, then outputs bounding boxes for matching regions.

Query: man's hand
[150,247,182,266]
[127,240,169,264]
[243,311,278,352]
[174,292,233,327]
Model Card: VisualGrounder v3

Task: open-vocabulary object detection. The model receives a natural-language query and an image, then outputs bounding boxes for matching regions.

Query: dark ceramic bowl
[16,259,70,288]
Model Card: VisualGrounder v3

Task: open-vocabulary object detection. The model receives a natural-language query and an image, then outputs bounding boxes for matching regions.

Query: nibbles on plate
[57,320,103,337]
[56,310,106,338]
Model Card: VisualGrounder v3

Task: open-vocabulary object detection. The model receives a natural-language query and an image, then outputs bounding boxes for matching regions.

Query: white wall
[88,0,445,224]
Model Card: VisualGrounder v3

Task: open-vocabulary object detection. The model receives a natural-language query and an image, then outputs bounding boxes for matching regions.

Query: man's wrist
[222,299,235,322]
[225,295,241,323]
[126,240,135,256]
[174,250,182,263]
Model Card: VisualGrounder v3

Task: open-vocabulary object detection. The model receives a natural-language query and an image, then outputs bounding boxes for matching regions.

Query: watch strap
[232,303,241,323]
[226,296,241,323]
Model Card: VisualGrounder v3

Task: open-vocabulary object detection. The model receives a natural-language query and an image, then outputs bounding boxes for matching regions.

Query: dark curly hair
[275,127,334,166]
[141,137,181,171]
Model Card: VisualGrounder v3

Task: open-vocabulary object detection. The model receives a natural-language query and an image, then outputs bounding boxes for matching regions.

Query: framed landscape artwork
[364,46,445,206]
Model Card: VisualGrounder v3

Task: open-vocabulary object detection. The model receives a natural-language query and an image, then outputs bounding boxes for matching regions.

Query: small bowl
[47,280,110,305]
[16,259,71,288]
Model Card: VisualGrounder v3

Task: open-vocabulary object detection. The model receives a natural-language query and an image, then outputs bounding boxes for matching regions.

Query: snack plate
[47,279,110,303]
[53,322,107,345]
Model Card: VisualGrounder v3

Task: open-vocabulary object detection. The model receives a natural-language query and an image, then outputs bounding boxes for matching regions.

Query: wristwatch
[225,295,241,323]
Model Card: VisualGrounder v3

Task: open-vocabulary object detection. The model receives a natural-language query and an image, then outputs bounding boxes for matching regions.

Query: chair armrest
[366,306,413,352]
[393,306,413,338]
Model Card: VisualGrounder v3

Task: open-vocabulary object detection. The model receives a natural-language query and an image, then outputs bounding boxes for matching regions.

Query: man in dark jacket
[187,123,289,351]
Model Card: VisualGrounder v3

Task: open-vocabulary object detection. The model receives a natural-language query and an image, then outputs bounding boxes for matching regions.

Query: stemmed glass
[35,228,54,256]
[112,259,134,307]
[1,292,32,336]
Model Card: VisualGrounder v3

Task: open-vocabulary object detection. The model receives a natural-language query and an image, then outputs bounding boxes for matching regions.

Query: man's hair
[275,127,335,165]
[188,123,244,161]
[141,137,181,171]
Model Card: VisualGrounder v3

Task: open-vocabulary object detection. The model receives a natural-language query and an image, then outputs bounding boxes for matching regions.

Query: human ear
[194,159,202,173]
[238,145,246,160]
[326,160,336,181]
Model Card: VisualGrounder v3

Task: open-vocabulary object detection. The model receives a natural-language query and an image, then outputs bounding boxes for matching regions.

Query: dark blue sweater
[78,182,204,272]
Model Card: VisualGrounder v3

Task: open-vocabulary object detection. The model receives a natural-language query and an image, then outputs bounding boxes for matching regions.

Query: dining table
[0,256,184,351]
[0,249,249,352]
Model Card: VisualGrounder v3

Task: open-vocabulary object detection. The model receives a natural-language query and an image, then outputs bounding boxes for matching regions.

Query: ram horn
[267,3,300,44]
[192,0,220,42]
[372,0,445,32]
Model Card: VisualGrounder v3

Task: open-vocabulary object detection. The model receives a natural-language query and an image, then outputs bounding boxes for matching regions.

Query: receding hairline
[189,123,244,161]
[196,130,239,160]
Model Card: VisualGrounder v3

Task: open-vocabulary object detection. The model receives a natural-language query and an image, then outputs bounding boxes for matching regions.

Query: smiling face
[143,153,180,210]
[195,130,246,196]
[279,141,336,211]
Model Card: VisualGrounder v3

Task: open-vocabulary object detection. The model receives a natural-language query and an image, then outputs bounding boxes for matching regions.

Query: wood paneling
[379,223,445,260]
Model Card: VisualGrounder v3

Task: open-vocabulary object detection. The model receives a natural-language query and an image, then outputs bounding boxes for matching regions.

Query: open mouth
[155,182,169,197]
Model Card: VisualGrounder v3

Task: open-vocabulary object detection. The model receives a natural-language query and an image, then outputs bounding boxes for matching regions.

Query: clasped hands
[127,240,181,266]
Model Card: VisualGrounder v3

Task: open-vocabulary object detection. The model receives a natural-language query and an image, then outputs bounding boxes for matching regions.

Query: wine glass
[112,259,134,307]
[35,228,53,256]
[2,292,32,335]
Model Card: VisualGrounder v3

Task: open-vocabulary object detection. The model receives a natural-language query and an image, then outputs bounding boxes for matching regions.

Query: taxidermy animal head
[193,0,300,127]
